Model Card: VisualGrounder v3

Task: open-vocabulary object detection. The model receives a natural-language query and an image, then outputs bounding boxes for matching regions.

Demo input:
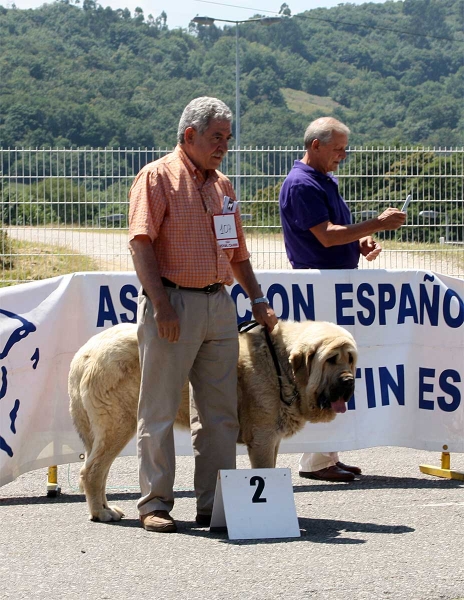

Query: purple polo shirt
[279,161,360,269]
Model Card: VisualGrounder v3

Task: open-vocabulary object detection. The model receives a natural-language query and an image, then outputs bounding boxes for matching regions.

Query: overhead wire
[195,0,461,43]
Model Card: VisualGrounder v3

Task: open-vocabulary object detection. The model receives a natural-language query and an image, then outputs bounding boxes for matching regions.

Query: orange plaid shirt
[128,145,250,287]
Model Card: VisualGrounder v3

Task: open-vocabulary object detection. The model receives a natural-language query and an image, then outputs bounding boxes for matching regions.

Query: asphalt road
[1,447,464,600]
[2,229,463,598]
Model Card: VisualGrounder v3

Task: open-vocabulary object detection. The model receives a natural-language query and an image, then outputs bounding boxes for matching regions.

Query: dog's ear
[290,344,314,387]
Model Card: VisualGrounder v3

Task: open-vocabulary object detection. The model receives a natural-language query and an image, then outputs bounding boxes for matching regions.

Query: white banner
[1,269,463,487]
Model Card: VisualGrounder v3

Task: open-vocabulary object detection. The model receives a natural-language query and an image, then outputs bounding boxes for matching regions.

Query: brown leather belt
[161,277,223,295]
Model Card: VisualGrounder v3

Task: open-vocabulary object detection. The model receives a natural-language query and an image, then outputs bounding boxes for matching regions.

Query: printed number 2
[250,476,267,503]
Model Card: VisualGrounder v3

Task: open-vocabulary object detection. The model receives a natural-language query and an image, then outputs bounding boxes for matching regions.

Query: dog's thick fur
[69,320,357,521]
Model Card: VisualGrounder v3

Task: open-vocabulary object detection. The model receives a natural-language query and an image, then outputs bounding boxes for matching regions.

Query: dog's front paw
[90,505,125,522]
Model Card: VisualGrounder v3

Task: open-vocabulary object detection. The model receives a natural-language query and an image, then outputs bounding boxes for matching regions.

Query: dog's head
[289,321,357,423]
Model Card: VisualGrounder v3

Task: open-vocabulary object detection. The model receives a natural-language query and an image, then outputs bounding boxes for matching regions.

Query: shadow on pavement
[0,488,196,506]
[294,474,464,492]
[203,517,414,546]
[93,515,415,546]
[1,474,462,506]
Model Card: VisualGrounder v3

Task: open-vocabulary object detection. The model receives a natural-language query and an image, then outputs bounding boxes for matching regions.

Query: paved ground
[2,447,464,600]
[3,228,463,598]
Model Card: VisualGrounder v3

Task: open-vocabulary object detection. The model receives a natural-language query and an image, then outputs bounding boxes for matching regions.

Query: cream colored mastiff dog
[69,320,357,521]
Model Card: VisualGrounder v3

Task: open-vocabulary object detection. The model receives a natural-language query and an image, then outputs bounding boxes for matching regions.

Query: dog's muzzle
[317,374,355,410]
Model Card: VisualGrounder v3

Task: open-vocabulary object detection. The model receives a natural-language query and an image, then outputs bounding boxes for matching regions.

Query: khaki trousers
[136,286,239,517]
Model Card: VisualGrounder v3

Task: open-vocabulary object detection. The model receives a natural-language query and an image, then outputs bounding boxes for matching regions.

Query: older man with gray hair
[279,116,406,482]
[129,96,277,532]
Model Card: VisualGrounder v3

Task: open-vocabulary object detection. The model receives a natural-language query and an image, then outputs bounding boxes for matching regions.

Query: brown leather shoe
[336,461,362,475]
[140,510,177,533]
[299,465,355,482]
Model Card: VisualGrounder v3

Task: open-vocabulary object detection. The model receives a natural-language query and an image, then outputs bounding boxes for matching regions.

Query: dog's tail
[68,324,140,451]
[69,352,95,454]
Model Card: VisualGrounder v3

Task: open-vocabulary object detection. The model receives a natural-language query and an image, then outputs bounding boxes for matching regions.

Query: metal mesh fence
[1,146,463,285]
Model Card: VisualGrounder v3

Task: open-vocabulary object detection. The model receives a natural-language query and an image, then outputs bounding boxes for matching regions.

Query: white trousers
[299,452,340,472]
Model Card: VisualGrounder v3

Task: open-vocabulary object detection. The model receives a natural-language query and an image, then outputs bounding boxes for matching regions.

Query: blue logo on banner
[0,309,38,458]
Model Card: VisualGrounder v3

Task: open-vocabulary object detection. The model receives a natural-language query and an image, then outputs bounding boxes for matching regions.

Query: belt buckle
[204,283,220,294]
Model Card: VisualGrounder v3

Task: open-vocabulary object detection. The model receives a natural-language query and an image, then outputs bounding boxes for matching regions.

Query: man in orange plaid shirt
[129,97,277,533]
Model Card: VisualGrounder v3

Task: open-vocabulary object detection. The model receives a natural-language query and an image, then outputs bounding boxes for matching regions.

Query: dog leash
[238,320,300,407]
[238,320,261,333]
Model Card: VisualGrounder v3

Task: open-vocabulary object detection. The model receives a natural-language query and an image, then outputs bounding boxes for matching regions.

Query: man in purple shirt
[279,116,406,482]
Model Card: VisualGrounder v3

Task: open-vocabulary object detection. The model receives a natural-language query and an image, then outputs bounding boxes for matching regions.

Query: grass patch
[379,239,441,250]
[0,232,99,287]
[381,239,464,272]
[55,226,129,234]
[281,88,346,117]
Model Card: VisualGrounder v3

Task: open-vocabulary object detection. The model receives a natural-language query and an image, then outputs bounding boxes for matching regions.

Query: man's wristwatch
[251,296,269,306]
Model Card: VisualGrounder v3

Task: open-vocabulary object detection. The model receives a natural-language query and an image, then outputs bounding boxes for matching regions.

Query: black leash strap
[238,320,299,406]
[263,328,300,407]
[238,320,261,334]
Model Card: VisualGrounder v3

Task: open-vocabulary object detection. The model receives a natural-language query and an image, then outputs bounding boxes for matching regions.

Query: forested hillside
[0,0,462,149]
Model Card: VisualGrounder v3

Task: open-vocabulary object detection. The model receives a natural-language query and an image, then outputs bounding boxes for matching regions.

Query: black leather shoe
[195,513,227,532]
[299,465,355,482]
[195,513,212,527]
[336,461,362,475]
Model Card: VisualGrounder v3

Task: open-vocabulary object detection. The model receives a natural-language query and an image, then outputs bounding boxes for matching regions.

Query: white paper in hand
[401,194,412,212]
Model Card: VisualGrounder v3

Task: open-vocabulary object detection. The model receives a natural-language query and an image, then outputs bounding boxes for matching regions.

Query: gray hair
[177,97,233,144]
[304,117,350,148]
